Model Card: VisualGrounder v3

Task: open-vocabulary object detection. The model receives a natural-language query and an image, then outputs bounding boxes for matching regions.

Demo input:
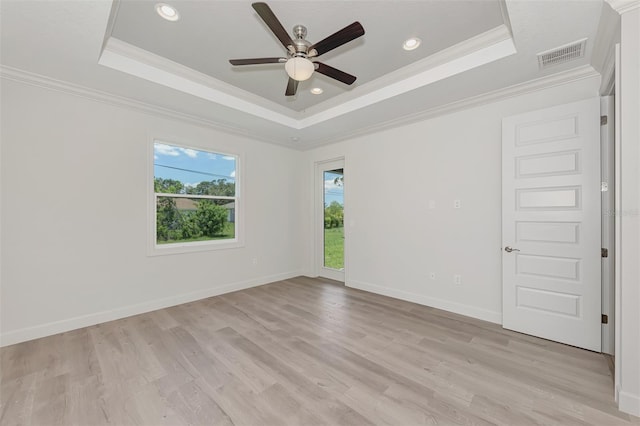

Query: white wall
[617,5,640,417]
[0,79,305,346]
[303,76,601,324]
[1,52,637,417]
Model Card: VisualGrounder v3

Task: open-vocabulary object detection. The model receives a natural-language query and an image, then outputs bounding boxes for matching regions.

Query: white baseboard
[618,388,640,417]
[347,280,502,324]
[0,270,303,347]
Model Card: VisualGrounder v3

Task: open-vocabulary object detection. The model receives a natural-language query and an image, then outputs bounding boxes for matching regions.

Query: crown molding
[302,25,513,115]
[0,65,291,148]
[98,24,516,131]
[592,2,620,94]
[606,0,640,14]
[99,38,301,129]
[298,25,516,128]
[2,64,598,152]
[304,65,600,149]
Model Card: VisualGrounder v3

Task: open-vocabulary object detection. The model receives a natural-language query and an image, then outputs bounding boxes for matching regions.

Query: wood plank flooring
[1,277,638,425]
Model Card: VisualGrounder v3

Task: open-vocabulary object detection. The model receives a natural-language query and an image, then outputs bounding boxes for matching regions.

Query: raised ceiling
[110,1,506,111]
[0,1,606,149]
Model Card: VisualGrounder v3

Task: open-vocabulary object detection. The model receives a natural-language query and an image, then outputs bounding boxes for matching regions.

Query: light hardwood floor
[1,277,638,425]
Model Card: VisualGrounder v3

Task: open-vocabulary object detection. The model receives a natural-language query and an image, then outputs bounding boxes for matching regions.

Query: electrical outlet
[454,199,462,209]
[454,274,462,286]
[252,257,258,266]
[430,272,436,280]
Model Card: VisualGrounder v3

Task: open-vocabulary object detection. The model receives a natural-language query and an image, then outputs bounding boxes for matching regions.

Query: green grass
[158,222,235,244]
[324,226,344,270]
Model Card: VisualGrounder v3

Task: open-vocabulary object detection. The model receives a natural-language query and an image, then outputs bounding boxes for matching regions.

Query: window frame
[148,138,243,256]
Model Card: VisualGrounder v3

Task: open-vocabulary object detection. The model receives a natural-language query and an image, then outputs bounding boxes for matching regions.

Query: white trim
[497,0,514,38]
[606,0,640,14]
[298,27,516,127]
[99,26,515,130]
[148,139,244,256]
[614,42,622,404]
[600,48,617,96]
[619,389,640,417]
[0,271,304,348]
[347,280,502,325]
[101,0,120,52]
[601,95,616,356]
[0,65,288,148]
[315,158,345,282]
[1,64,598,152]
[99,38,300,128]
[592,0,620,95]
[155,193,236,200]
[307,65,600,148]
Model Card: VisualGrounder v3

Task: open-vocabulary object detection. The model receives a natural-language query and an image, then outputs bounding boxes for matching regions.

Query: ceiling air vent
[537,38,587,69]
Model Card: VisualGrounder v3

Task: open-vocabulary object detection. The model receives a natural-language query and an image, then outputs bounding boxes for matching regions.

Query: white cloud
[154,154,158,160]
[154,143,180,156]
[324,179,343,191]
[207,153,217,160]
[154,144,199,158]
[230,170,236,178]
[222,155,235,161]
[179,148,198,158]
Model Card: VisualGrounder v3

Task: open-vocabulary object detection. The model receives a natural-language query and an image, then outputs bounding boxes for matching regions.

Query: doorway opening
[316,159,345,282]
[323,168,344,271]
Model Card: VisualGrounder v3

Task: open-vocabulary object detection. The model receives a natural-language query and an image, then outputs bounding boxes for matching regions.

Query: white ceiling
[110,0,505,111]
[1,0,606,149]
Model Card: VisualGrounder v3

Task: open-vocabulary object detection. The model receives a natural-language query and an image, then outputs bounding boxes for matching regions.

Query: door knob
[505,246,520,253]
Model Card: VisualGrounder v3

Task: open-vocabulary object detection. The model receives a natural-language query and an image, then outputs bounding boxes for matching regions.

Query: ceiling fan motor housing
[229,3,364,96]
[291,25,312,56]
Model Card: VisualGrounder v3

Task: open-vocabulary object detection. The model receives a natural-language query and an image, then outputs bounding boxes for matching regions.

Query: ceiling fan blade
[285,78,299,96]
[229,57,285,65]
[308,22,365,57]
[314,62,357,85]
[252,2,294,50]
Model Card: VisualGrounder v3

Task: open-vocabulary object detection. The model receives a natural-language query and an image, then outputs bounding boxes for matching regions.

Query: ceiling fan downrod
[290,25,313,57]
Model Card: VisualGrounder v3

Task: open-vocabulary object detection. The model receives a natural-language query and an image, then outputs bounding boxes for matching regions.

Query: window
[151,141,240,254]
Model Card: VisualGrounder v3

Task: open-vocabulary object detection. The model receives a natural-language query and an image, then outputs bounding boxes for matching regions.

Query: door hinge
[602,248,609,258]
[602,314,609,324]
[601,115,608,125]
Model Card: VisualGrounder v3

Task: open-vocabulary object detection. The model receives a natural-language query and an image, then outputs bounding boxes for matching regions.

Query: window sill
[148,238,244,256]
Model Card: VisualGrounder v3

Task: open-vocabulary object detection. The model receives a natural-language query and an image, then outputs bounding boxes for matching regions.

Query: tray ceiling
[109,0,506,112]
[0,0,606,148]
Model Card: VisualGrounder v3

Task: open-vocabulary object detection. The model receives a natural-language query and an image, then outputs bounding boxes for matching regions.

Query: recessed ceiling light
[310,88,324,95]
[291,136,300,142]
[155,3,180,21]
[403,37,421,51]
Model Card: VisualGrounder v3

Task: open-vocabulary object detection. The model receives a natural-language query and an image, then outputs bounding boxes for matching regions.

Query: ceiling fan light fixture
[310,87,323,95]
[155,3,180,21]
[285,57,314,81]
[403,37,421,51]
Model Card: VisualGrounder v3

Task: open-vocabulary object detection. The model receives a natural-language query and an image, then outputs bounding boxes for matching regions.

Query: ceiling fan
[229,2,365,96]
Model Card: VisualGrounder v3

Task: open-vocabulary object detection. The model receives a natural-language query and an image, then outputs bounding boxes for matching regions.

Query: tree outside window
[153,142,238,247]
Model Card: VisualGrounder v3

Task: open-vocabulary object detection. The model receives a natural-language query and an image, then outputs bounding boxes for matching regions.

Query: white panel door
[502,98,601,352]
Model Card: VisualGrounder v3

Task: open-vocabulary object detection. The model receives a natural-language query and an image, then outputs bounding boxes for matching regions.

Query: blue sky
[154,142,236,189]
[155,142,342,204]
[324,170,344,206]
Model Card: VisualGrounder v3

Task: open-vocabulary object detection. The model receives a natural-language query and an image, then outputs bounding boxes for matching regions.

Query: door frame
[599,41,620,399]
[314,157,346,282]
[601,95,615,356]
